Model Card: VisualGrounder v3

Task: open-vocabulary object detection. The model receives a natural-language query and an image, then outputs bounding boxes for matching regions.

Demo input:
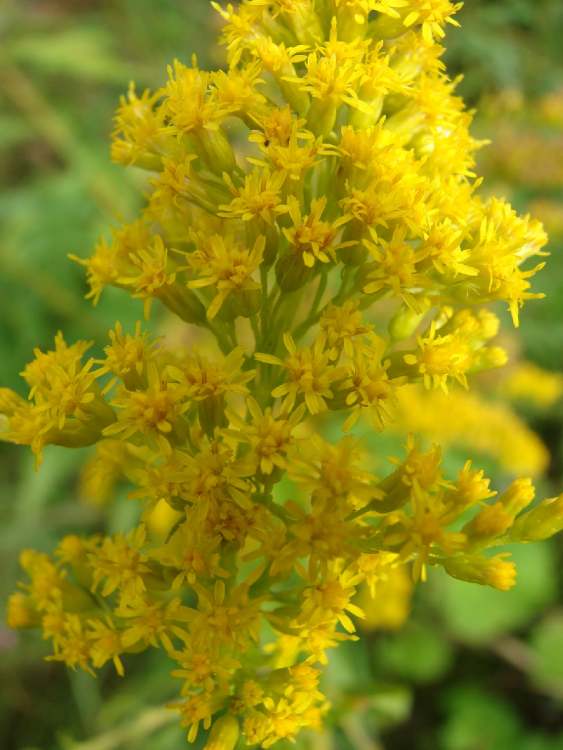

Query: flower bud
[197,129,237,174]
[509,495,563,542]
[159,285,207,325]
[204,715,240,750]
[389,307,425,342]
[444,554,516,591]
[275,252,315,292]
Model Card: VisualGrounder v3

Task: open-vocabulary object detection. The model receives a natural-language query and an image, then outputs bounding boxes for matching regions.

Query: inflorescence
[3,1,563,747]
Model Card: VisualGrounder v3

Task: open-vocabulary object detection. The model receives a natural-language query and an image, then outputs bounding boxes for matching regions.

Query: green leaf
[372,621,454,684]
[8,29,132,84]
[440,686,522,750]
[529,613,563,697]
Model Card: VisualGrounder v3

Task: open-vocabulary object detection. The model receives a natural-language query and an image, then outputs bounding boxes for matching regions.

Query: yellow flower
[104,363,188,450]
[297,560,365,634]
[111,84,172,169]
[162,60,231,135]
[177,693,219,744]
[281,196,352,268]
[88,618,126,676]
[188,233,265,319]
[287,434,380,509]
[220,169,287,224]
[401,0,463,44]
[190,580,263,652]
[96,321,156,391]
[150,510,229,587]
[118,235,177,319]
[402,312,506,392]
[227,397,306,474]
[363,226,429,310]
[337,334,404,431]
[116,596,191,653]
[256,333,342,414]
[320,300,373,361]
[88,525,149,602]
[1,333,114,462]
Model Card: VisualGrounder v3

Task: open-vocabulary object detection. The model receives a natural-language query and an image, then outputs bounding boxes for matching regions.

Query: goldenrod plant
[3,1,563,747]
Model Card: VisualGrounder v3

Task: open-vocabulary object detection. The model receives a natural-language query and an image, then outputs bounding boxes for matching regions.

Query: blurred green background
[1,1,563,749]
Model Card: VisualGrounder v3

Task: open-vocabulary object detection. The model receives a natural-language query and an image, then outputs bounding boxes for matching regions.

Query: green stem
[206,319,233,355]
[294,270,329,341]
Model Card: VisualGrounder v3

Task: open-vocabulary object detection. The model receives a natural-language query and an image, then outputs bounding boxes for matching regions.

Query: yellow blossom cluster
[3,1,563,747]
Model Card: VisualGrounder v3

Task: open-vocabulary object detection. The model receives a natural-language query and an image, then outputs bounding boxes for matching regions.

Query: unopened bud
[444,553,516,591]
[464,502,513,541]
[204,715,240,750]
[498,478,535,516]
[510,495,563,542]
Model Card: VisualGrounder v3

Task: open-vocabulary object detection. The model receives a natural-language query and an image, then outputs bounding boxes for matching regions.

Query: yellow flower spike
[7,1,561,746]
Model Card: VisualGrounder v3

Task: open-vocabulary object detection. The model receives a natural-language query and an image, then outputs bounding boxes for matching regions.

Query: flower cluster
[4,1,563,747]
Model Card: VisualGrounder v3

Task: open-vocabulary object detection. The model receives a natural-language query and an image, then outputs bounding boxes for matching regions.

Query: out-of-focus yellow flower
[500,362,563,409]
[392,384,550,476]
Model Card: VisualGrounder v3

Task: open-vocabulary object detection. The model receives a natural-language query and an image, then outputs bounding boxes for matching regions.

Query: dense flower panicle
[3,1,562,747]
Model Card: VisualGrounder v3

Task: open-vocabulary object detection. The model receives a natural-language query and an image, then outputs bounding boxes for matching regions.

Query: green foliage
[440,686,523,750]
[372,622,454,684]
[530,614,563,695]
